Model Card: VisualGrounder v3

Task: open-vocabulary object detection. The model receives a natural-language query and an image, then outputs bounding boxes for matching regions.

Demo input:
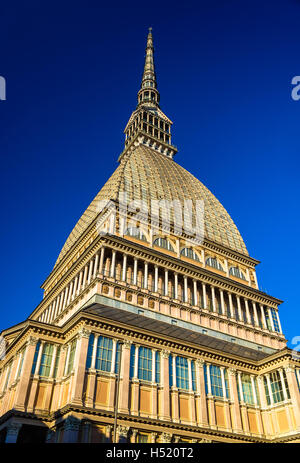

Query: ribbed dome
[54,146,248,267]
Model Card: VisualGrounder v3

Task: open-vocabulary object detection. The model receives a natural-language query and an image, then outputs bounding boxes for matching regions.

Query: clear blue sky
[1,0,299,348]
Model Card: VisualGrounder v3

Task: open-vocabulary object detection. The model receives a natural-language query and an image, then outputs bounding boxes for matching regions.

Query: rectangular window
[39,343,54,377]
[176,356,189,390]
[95,337,113,372]
[210,365,223,398]
[241,374,254,405]
[271,308,280,333]
[138,347,152,381]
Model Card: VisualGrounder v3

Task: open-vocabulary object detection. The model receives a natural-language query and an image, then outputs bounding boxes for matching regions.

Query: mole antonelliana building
[0,30,300,444]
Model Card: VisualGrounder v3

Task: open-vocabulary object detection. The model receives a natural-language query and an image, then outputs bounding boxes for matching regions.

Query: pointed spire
[120,29,177,162]
[137,28,160,108]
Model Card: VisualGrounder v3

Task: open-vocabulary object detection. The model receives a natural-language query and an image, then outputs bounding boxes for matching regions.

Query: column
[111,339,117,374]
[237,295,243,322]
[252,301,259,327]
[13,352,23,382]
[195,359,208,425]
[118,340,132,414]
[152,349,156,383]
[276,310,283,334]
[244,299,251,324]
[34,341,44,376]
[122,254,127,281]
[211,286,216,312]
[193,280,198,306]
[172,354,177,388]
[154,265,158,292]
[62,286,69,310]
[278,368,288,401]
[228,368,243,432]
[202,282,207,309]
[206,363,216,427]
[131,345,140,416]
[82,264,88,289]
[144,261,148,289]
[220,290,226,316]
[133,257,138,285]
[250,375,258,406]
[184,276,188,303]
[71,329,91,406]
[58,290,65,314]
[77,270,83,295]
[174,273,178,300]
[87,258,94,285]
[72,275,78,299]
[62,416,80,443]
[265,374,274,405]
[206,363,212,395]
[99,247,105,275]
[133,345,139,379]
[110,250,116,278]
[14,337,39,411]
[228,293,234,318]
[237,372,244,402]
[151,349,157,417]
[64,344,71,376]
[259,304,267,329]
[67,281,74,305]
[188,359,193,391]
[91,334,99,370]
[160,350,171,420]
[93,252,100,278]
[164,270,169,296]
[220,367,227,398]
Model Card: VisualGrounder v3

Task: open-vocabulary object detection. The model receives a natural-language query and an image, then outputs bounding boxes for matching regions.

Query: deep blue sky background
[0,0,299,347]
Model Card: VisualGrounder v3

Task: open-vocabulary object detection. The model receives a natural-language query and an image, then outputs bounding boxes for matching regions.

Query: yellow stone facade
[0,29,299,443]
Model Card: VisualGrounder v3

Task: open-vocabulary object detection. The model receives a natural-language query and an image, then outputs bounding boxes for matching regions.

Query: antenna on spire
[149,26,152,32]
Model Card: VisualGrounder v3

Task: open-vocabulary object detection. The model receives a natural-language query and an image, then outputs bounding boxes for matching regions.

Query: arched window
[229,266,246,280]
[206,257,224,271]
[125,227,147,241]
[153,237,174,252]
[180,248,200,262]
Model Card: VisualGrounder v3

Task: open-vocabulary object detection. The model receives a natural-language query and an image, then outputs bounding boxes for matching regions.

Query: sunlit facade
[0,29,299,444]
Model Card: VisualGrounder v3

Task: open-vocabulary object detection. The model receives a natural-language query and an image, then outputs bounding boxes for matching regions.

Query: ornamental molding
[38,233,281,324]
[118,425,130,437]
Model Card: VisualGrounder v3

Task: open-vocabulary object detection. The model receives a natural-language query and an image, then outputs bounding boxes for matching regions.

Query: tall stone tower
[0,30,299,444]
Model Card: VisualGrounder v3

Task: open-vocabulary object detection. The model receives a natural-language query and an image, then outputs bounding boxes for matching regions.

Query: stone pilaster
[71,328,91,406]
[14,337,38,411]
[227,368,243,432]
